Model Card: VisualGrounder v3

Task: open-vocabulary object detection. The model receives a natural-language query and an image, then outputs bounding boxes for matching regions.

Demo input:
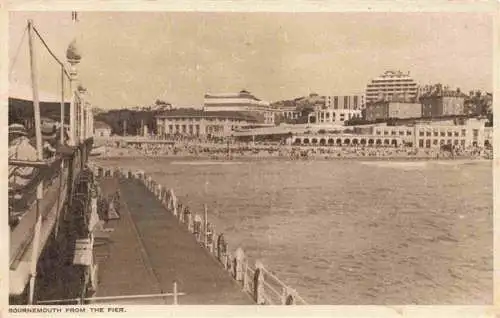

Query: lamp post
[66,39,81,146]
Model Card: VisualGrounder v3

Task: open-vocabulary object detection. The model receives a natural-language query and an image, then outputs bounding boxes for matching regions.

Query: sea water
[95,157,492,305]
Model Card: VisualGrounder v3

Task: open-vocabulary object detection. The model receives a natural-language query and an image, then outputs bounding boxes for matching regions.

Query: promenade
[95,177,254,305]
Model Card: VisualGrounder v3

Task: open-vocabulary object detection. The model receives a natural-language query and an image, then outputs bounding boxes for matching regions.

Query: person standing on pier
[193,214,202,242]
[206,222,214,249]
[184,207,193,232]
[217,233,227,263]
[9,124,38,216]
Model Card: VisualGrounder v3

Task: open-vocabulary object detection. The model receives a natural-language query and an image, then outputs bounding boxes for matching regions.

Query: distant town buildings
[95,69,492,148]
[365,70,418,104]
[419,84,467,117]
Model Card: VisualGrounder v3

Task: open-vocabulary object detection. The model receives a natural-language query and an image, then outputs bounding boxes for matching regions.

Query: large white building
[203,90,274,124]
[155,109,260,138]
[365,70,419,104]
[315,108,362,125]
[314,95,364,125]
[290,117,491,149]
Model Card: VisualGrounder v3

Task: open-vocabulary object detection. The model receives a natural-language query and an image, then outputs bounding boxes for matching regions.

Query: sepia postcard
[2,1,499,317]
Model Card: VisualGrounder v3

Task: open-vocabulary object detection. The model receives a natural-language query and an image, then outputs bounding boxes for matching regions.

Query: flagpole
[27,19,44,305]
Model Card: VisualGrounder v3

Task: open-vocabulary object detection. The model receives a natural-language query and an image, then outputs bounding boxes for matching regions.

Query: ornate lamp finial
[66,39,82,66]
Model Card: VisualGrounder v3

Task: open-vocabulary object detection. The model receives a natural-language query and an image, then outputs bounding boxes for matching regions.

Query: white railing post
[171,190,178,217]
[209,229,215,253]
[281,286,287,305]
[179,205,185,223]
[225,253,231,272]
[173,281,178,305]
[242,260,249,292]
[234,247,244,281]
[254,260,265,305]
[203,204,208,247]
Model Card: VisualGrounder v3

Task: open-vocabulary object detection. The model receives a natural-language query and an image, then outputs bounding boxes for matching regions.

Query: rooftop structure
[203,90,270,112]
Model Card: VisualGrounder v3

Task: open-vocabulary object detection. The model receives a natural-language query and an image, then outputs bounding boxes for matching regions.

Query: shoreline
[92,153,491,163]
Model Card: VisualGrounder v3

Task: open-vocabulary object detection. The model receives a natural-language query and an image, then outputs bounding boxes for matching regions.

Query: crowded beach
[94,137,492,161]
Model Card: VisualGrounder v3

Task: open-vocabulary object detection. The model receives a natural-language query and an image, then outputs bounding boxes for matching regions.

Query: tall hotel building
[365,70,419,104]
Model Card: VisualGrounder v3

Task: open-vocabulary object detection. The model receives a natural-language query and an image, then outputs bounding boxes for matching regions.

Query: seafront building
[155,108,260,138]
[204,89,275,125]
[365,70,419,104]
[314,95,364,125]
[289,117,491,149]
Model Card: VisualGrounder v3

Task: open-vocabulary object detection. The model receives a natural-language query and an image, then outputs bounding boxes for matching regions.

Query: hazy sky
[8,11,493,109]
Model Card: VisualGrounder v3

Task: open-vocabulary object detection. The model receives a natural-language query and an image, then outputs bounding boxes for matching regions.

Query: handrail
[9,158,59,168]
[36,292,186,304]
[260,267,308,304]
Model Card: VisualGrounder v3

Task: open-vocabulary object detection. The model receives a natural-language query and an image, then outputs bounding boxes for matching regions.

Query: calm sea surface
[95,157,492,305]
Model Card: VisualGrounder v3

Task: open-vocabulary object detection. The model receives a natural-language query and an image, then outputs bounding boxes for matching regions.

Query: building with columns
[313,95,364,125]
[290,117,490,149]
[155,109,260,138]
[325,95,365,110]
[315,108,362,125]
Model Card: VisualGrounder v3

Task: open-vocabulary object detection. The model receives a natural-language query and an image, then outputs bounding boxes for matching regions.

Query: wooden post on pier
[203,204,208,247]
[281,287,287,305]
[171,190,178,217]
[173,281,178,305]
[254,260,265,305]
[242,260,249,292]
[234,247,244,281]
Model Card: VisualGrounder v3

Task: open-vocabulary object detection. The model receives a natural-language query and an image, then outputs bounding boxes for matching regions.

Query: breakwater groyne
[90,164,307,305]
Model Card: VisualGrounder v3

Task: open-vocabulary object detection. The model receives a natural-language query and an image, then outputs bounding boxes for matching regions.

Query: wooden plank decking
[95,178,254,305]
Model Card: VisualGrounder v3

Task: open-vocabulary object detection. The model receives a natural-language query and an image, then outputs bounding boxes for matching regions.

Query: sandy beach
[93,138,491,162]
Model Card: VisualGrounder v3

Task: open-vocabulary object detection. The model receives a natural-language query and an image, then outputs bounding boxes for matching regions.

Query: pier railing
[36,282,184,305]
[90,164,308,305]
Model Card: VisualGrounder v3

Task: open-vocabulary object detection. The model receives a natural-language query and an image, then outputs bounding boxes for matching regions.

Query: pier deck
[95,177,254,305]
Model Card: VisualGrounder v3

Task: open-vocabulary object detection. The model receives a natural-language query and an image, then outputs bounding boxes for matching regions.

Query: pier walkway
[96,177,254,305]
